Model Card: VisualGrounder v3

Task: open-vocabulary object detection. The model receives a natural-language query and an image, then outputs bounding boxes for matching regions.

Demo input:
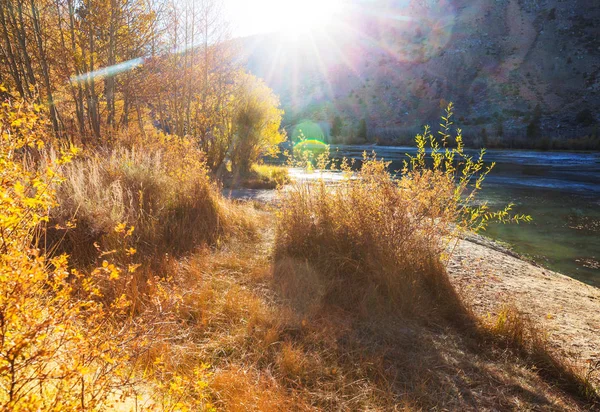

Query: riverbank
[450,238,600,381]
[224,184,600,389]
[324,145,600,285]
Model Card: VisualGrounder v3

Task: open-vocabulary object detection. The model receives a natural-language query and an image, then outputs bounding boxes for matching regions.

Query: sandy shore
[449,237,600,375]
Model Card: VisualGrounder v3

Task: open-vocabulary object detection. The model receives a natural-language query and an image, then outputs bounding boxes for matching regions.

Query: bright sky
[224,0,345,37]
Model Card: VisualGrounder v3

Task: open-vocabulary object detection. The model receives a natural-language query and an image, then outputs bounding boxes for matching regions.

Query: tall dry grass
[274,104,529,318]
[274,155,468,318]
[47,131,255,269]
[483,306,599,404]
[272,105,598,406]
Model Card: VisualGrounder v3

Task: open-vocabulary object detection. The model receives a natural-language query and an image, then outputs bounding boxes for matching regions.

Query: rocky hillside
[240,0,600,148]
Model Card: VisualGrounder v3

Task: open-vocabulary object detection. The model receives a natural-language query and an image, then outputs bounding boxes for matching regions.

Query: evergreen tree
[358,118,367,140]
[331,115,343,137]
[527,104,542,139]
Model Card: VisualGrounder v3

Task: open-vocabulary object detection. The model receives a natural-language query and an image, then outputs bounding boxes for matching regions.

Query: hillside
[241,0,600,147]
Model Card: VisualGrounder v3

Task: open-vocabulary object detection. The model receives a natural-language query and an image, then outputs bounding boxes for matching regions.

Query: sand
[448,236,600,377]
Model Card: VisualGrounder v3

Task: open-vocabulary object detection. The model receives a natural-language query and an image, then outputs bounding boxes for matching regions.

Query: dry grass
[47,140,255,270]
[274,157,467,319]
[21,131,596,409]
[41,145,596,409]
[211,367,296,411]
[144,214,588,411]
[268,156,598,408]
[482,306,599,404]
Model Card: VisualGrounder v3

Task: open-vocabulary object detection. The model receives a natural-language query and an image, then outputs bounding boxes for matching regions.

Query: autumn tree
[0,0,285,174]
[0,0,159,140]
[230,72,285,174]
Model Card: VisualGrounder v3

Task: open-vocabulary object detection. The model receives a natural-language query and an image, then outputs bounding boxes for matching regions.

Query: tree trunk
[30,0,61,138]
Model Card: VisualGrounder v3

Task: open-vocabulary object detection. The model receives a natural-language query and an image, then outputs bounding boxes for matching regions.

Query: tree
[495,118,504,137]
[0,0,159,140]
[576,108,595,127]
[230,72,285,174]
[527,103,542,140]
[331,115,343,138]
[358,118,367,140]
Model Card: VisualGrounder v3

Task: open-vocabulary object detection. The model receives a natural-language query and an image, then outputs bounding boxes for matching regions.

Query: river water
[327,145,600,286]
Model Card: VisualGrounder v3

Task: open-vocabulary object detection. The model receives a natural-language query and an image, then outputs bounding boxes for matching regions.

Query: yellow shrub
[0,89,139,409]
[250,164,291,187]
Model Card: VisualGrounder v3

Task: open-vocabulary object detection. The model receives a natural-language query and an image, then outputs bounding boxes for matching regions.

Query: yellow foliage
[0,91,215,409]
[404,103,531,235]
[230,71,286,173]
[0,90,123,409]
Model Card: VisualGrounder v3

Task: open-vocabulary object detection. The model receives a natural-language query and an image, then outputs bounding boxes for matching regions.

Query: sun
[227,0,344,38]
[273,0,343,35]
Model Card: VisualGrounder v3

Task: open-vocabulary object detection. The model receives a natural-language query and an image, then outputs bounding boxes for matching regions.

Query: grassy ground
[23,132,596,410]
[149,205,591,411]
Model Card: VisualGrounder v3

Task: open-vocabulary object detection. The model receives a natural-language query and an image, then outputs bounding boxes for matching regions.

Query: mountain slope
[240,0,600,147]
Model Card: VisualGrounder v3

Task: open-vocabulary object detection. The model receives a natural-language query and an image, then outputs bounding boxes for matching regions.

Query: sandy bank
[449,238,600,379]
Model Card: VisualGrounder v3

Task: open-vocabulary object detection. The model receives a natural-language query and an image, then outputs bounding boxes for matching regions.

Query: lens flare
[71,57,144,83]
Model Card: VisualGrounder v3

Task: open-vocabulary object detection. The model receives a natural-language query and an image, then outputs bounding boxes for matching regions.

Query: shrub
[250,164,291,188]
[274,104,529,317]
[0,88,143,410]
[49,131,256,269]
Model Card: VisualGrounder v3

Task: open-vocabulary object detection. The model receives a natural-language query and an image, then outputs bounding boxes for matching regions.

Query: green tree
[527,104,542,140]
[331,115,343,138]
[481,128,489,147]
[576,108,595,127]
[496,118,504,137]
[358,118,367,140]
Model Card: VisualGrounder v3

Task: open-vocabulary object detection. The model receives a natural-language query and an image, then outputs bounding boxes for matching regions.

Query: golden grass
[482,306,599,404]
[274,157,468,319]
[47,140,256,270]
[210,367,296,411]
[147,218,590,410]
[270,155,598,408]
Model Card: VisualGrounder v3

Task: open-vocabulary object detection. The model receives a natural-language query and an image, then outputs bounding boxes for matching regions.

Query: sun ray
[306,31,336,102]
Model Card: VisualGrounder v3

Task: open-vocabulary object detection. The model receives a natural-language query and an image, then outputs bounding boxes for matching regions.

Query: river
[325,145,600,287]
